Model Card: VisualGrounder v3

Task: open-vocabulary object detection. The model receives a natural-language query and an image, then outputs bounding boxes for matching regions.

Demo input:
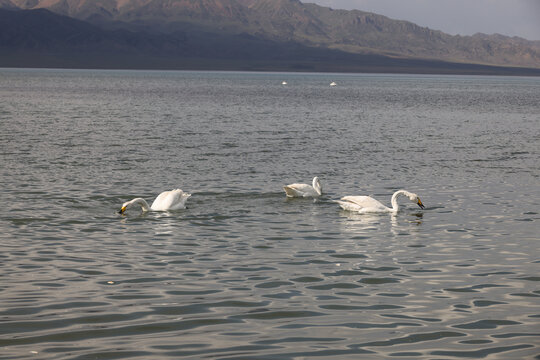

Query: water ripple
[1,70,539,359]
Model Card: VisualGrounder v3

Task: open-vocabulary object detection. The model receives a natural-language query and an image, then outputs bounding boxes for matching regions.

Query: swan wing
[284,183,318,197]
[338,196,389,213]
[335,200,364,212]
[151,189,191,211]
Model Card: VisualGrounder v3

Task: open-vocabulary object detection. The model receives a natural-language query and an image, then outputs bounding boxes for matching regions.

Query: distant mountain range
[1,0,540,74]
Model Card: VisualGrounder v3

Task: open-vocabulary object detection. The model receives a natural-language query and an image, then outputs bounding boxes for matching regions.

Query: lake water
[0,69,539,359]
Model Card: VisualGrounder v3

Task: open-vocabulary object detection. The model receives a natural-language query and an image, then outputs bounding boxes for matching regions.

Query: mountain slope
[1,8,540,74]
[3,0,540,68]
[0,8,396,71]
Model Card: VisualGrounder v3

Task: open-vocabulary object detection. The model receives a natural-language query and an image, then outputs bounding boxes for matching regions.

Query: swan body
[119,189,191,214]
[336,190,424,214]
[284,177,322,198]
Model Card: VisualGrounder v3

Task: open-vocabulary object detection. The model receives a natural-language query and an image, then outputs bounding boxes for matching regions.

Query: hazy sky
[309,0,540,40]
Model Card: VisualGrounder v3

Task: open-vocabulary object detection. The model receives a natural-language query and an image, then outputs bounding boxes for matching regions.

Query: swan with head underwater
[119,189,191,214]
[283,176,322,198]
[336,190,424,214]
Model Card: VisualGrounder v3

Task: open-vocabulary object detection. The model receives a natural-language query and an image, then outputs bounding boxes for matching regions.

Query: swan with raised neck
[283,176,323,198]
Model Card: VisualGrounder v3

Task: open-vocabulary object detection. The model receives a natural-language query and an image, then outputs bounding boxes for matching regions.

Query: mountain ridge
[1,0,540,73]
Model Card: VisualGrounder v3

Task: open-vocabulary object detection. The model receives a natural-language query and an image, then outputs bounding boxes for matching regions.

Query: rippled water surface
[1,69,539,359]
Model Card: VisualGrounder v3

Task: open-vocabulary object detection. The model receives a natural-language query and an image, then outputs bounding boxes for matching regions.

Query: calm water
[0,69,539,359]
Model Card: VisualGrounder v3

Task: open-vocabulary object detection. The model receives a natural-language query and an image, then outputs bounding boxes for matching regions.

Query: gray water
[0,69,539,359]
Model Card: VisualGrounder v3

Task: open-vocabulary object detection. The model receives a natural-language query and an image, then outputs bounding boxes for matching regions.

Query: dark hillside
[1,7,539,75]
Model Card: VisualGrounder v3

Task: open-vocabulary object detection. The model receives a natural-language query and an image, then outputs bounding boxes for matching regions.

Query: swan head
[119,200,133,214]
[312,177,322,195]
[407,193,425,209]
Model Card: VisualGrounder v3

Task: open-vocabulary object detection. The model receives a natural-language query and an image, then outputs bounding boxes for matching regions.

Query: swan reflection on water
[152,212,178,236]
[339,211,423,235]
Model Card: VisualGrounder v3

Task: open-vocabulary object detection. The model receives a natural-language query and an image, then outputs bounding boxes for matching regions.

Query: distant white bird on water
[119,189,191,214]
[335,190,424,214]
[283,177,323,198]
[330,82,337,86]
[282,81,288,85]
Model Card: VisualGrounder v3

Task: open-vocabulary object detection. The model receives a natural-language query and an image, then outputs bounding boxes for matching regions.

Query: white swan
[119,189,191,214]
[330,82,337,86]
[336,190,424,214]
[283,177,322,198]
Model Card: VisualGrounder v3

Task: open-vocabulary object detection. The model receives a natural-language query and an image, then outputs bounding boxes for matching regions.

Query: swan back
[151,189,191,211]
[337,196,390,213]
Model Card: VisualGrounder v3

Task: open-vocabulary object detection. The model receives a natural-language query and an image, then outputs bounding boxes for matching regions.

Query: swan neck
[312,177,322,195]
[390,190,407,212]
[133,198,151,211]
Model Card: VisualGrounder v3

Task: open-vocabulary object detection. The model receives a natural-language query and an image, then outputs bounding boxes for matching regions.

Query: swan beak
[118,206,126,214]
[417,199,425,209]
